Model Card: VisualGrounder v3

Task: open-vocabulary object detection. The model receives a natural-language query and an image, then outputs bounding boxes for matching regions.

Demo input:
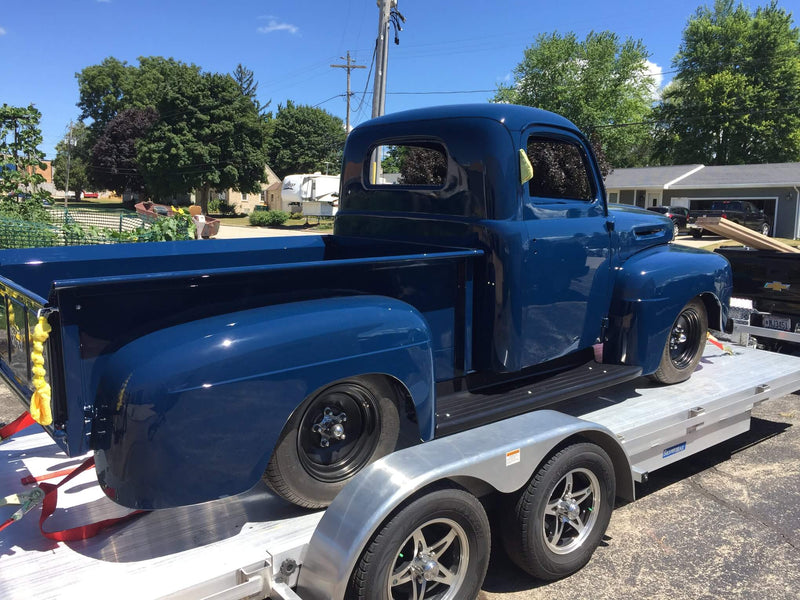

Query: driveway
[214,224,316,239]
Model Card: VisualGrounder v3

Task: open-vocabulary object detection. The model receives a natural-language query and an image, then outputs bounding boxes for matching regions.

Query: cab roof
[357,103,580,134]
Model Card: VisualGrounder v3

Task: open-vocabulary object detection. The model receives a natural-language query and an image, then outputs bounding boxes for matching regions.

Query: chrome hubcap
[311,407,347,448]
[388,518,468,599]
[543,468,601,555]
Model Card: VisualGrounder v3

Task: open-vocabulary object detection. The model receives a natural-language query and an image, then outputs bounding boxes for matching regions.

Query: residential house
[604,163,800,239]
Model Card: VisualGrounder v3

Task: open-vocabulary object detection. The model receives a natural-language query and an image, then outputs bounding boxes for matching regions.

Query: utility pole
[330,51,366,133]
[63,121,74,210]
[372,0,393,119]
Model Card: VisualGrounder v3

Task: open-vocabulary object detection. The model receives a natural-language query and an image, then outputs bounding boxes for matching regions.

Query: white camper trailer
[280,173,340,216]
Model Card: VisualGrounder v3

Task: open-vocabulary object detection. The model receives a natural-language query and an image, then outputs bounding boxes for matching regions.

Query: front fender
[605,245,732,374]
[92,295,435,509]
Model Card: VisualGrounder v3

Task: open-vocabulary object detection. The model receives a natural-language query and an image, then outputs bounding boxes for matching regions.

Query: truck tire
[501,443,614,581]
[264,377,400,508]
[650,297,707,384]
[691,229,703,239]
[348,486,491,600]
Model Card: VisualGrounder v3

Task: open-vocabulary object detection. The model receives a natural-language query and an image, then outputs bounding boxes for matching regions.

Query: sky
[2,0,800,159]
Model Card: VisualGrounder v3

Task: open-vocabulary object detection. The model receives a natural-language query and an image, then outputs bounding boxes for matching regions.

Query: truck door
[519,128,613,367]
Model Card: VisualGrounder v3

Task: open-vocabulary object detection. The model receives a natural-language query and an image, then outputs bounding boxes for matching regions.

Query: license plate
[763,315,791,331]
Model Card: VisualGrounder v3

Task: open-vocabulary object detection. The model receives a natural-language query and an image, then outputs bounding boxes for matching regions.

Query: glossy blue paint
[604,243,732,373]
[0,104,733,510]
[92,296,434,509]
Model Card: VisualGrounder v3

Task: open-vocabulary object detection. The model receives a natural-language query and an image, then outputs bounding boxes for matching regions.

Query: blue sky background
[2,0,799,158]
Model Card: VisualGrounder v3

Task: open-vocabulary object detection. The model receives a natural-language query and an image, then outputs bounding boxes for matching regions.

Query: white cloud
[0,26,6,35]
[644,60,664,98]
[257,19,298,35]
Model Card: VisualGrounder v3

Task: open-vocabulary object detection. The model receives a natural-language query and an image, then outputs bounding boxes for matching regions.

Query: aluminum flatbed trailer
[2,345,799,600]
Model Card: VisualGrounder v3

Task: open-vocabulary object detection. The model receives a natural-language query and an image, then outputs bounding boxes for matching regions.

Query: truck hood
[608,203,673,260]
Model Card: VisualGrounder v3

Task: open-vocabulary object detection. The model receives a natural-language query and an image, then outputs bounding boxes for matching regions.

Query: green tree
[53,122,91,200]
[233,63,270,115]
[266,101,346,179]
[76,57,136,142]
[136,70,269,212]
[0,104,52,218]
[495,31,656,169]
[654,0,800,165]
[75,57,270,209]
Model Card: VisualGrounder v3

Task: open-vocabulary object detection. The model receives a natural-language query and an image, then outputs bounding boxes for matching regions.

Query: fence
[0,208,158,249]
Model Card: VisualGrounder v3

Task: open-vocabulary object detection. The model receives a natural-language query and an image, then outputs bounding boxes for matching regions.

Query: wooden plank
[695,217,800,254]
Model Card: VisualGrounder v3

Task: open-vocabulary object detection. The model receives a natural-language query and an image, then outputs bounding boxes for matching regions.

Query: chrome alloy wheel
[543,468,601,555]
[387,518,469,599]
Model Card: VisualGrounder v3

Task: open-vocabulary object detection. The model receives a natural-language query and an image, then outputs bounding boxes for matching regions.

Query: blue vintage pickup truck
[0,104,732,510]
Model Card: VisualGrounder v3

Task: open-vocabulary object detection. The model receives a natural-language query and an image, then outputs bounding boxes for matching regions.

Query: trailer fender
[92,295,435,510]
[297,409,632,600]
[606,244,732,374]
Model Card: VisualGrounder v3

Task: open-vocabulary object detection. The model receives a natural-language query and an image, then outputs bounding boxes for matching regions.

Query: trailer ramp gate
[1,345,799,599]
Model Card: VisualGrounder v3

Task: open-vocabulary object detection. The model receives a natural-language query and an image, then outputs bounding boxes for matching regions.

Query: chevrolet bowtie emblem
[764,281,790,291]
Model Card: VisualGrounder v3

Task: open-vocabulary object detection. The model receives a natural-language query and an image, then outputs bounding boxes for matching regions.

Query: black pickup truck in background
[716,246,800,353]
[689,200,771,238]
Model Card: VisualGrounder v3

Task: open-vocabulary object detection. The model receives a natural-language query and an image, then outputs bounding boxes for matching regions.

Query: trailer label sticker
[506,448,521,466]
[663,442,686,458]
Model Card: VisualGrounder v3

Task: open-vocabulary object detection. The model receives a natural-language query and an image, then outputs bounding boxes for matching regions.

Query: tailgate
[0,275,58,426]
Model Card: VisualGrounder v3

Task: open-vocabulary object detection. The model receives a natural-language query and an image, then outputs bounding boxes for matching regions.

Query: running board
[434,362,643,437]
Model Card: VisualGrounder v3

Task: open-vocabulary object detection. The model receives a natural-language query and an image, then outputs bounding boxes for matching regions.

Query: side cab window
[526,135,596,203]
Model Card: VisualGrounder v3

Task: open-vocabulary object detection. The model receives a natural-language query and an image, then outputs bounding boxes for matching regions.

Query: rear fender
[92,295,435,509]
[605,245,732,374]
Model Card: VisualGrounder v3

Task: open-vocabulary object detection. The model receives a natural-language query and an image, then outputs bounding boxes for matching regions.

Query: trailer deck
[2,344,799,600]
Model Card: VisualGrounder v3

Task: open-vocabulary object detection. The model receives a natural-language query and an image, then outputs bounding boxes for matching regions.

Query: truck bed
[2,344,799,599]
[0,235,480,458]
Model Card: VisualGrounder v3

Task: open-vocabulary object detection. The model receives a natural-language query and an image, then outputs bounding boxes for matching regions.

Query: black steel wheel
[650,297,708,384]
[265,377,400,508]
[501,443,615,581]
[349,487,491,600]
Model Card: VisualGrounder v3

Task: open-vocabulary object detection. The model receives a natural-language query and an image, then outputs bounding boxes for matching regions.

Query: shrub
[250,210,289,227]
[208,198,237,215]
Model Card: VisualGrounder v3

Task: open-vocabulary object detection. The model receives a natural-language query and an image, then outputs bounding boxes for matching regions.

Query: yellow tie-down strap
[29,316,52,426]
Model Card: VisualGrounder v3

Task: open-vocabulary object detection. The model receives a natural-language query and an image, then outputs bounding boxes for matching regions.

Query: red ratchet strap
[38,456,148,541]
[0,412,35,442]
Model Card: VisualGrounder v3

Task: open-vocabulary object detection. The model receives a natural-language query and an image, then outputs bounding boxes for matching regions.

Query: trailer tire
[650,297,707,384]
[348,486,491,600]
[502,443,614,581]
[264,377,400,509]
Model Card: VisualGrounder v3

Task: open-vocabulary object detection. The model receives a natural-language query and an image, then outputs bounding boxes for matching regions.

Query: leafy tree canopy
[495,30,656,169]
[654,0,800,165]
[75,57,270,207]
[233,63,270,116]
[266,101,346,179]
[0,104,52,217]
[90,107,159,195]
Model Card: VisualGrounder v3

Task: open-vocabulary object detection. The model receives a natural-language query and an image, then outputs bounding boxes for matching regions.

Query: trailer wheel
[264,377,400,508]
[502,443,614,581]
[650,297,707,384]
[348,487,491,600]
